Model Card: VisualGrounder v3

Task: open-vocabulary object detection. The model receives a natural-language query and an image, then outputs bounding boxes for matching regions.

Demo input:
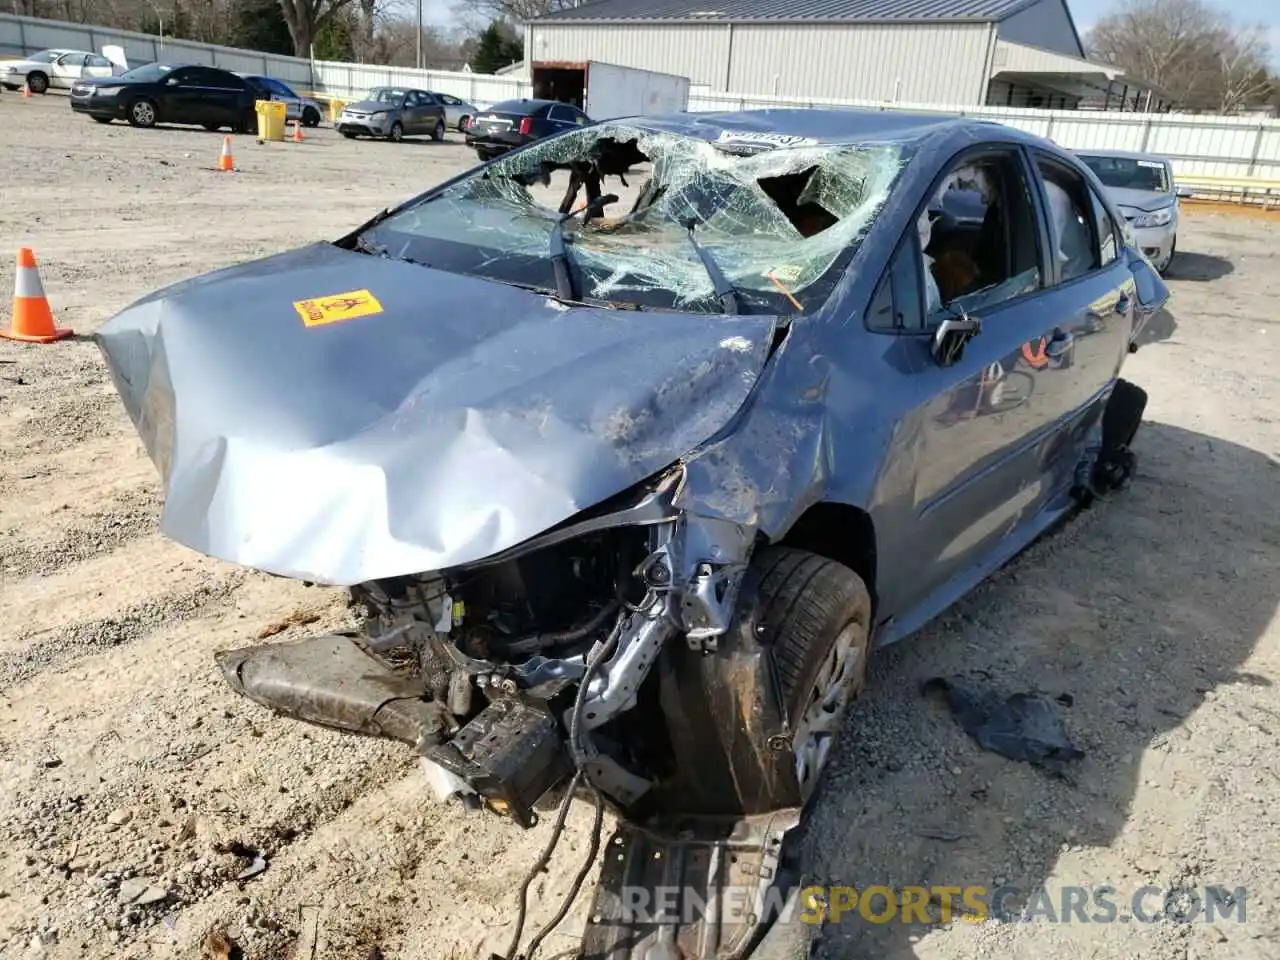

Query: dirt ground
[1,93,1277,960]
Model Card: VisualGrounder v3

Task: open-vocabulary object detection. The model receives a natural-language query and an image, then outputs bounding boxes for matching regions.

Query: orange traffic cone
[21,82,31,98]
[292,120,304,143]
[1,248,72,344]
[219,135,234,172]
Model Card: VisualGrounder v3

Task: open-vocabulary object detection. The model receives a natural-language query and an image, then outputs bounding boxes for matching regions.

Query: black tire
[126,98,157,128]
[387,120,403,143]
[457,114,470,132]
[26,71,48,95]
[302,106,321,127]
[341,130,357,139]
[92,116,112,125]
[431,118,445,142]
[202,122,221,132]
[1094,377,1147,491]
[657,547,872,816]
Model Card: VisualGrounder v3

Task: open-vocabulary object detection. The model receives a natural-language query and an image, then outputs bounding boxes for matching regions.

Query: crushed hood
[94,243,776,585]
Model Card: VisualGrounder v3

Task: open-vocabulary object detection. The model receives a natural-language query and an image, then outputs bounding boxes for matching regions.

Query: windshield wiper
[681,218,740,314]
[548,193,618,302]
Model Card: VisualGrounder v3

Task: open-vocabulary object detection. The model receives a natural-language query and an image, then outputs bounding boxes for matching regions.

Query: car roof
[492,98,571,112]
[622,107,1017,149]
[1073,147,1172,164]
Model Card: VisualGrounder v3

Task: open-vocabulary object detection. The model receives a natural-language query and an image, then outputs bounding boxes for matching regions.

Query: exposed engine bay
[215,466,817,958]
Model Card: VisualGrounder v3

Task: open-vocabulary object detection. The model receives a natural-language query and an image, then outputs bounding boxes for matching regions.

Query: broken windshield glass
[360,123,908,313]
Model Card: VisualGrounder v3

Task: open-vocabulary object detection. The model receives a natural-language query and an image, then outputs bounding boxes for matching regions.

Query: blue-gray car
[93,108,1168,959]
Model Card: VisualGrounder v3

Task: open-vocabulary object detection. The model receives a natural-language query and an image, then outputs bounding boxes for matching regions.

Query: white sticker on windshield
[1137,160,1165,168]
[715,130,819,149]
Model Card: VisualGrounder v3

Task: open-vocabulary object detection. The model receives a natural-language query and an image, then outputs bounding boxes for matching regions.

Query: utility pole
[416,0,423,69]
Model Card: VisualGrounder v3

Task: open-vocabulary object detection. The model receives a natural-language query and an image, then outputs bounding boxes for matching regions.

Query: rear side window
[1035,156,1102,282]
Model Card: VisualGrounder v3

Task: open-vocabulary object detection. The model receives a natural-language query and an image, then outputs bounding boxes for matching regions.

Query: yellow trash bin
[328,98,346,124]
[255,99,287,141]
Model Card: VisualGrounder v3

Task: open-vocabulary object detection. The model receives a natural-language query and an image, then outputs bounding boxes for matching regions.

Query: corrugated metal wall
[528,21,994,103]
[725,23,993,103]
[528,23,731,88]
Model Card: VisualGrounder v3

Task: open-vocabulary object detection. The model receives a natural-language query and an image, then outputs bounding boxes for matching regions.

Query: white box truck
[530,61,690,121]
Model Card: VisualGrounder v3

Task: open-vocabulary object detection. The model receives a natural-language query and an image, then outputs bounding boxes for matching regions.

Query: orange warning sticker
[294,289,384,327]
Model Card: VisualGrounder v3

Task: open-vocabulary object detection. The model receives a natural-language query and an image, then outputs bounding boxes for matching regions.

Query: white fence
[0,12,313,87]
[3,12,1278,181]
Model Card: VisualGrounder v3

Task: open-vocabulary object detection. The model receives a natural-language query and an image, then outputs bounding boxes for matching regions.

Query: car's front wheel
[92,116,113,125]
[127,98,157,128]
[431,118,445,141]
[26,71,49,95]
[202,122,221,132]
[658,546,872,816]
[387,121,403,143]
[457,114,470,132]
[302,106,321,127]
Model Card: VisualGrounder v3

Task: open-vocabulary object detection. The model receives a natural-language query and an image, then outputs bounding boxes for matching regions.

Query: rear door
[84,53,114,80]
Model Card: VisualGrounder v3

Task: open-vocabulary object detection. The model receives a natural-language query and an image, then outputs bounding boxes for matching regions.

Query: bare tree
[277,0,358,56]
[1215,24,1273,114]
[459,0,574,26]
[1086,0,1274,113]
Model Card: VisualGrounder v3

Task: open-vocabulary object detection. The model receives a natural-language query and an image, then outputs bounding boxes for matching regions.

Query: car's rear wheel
[457,114,470,131]
[26,72,48,95]
[387,121,403,143]
[431,118,445,141]
[127,98,157,128]
[202,122,221,132]
[302,106,321,127]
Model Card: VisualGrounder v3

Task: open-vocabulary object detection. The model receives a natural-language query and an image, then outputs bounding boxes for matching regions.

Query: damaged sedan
[95,108,1169,959]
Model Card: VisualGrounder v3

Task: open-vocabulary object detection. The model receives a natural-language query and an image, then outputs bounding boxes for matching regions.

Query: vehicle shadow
[1134,307,1178,347]
[792,420,1277,958]
[1164,252,1234,282]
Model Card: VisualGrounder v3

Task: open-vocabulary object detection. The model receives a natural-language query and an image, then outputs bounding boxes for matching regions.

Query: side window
[87,54,111,68]
[914,151,1044,319]
[1087,186,1119,266]
[1035,156,1101,282]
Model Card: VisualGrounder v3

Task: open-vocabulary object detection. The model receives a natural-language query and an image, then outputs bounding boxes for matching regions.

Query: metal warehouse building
[526,0,1147,110]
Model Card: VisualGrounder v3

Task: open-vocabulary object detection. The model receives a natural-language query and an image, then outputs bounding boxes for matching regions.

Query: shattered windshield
[1078,155,1171,194]
[357,122,908,313]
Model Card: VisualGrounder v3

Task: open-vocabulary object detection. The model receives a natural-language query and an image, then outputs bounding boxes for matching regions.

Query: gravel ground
[1,92,1278,960]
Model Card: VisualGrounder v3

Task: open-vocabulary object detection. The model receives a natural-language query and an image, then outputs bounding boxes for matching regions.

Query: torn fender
[94,243,777,585]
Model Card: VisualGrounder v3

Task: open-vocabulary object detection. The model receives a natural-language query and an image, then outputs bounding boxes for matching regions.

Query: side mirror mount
[931,312,982,367]
[1174,183,1194,199]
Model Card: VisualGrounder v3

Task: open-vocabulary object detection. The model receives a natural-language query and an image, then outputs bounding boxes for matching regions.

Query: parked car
[70,63,265,131]
[464,97,591,160]
[335,87,446,142]
[93,108,1169,959]
[1,48,120,94]
[236,73,324,127]
[430,91,478,131]
[1075,149,1181,272]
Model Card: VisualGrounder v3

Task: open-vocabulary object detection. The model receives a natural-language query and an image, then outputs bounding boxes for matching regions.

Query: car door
[84,53,114,80]
[437,93,460,127]
[267,78,301,120]
[50,52,86,89]
[869,144,1095,621]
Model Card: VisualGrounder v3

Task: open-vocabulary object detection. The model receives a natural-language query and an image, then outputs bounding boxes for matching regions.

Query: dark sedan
[464,97,591,160]
[70,62,265,132]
